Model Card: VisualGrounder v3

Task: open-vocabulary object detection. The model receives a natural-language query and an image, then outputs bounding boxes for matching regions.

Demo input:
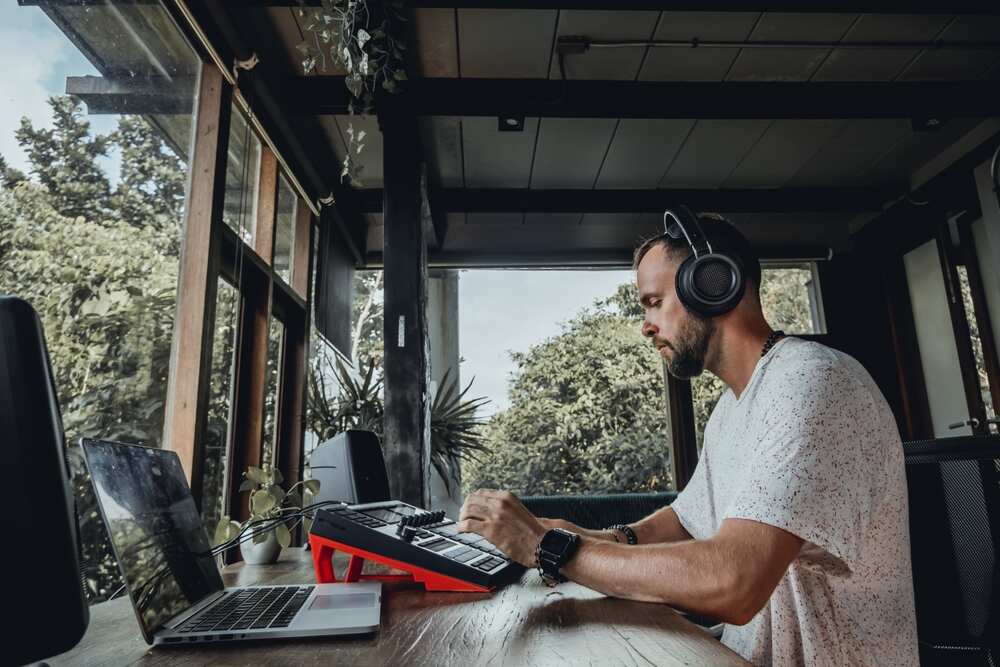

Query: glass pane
[1,1,200,603]
[691,373,726,456]
[759,263,825,335]
[957,266,997,433]
[261,316,285,470]
[904,240,970,437]
[458,271,674,496]
[202,278,240,531]
[274,174,296,283]
[221,108,260,245]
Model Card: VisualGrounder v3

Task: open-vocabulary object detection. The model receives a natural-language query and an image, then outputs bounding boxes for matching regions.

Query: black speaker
[309,430,391,505]
[0,296,88,664]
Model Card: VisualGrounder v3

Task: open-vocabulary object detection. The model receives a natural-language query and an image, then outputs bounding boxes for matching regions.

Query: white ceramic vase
[240,530,281,565]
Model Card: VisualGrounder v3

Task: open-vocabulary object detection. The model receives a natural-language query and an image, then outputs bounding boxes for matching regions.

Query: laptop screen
[82,439,224,641]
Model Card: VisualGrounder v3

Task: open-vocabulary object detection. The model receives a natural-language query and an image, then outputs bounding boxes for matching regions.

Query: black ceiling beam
[65,75,196,114]
[210,1,999,13]
[288,78,1000,119]
[356,187,888,214]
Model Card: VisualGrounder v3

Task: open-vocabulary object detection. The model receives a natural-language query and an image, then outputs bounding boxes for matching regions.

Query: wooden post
[254,146,278,263]
[381,105,431,508]
[666,373,698,492]
[162,64,231,499]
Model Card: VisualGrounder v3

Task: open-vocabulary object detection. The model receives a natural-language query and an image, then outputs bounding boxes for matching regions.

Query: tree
[0,153,26,188]
[463,287,674,496]
[15,96,112,222]
[1,97,189,602]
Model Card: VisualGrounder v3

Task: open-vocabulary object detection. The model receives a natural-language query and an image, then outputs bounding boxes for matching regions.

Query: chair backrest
[903,436,1000,658]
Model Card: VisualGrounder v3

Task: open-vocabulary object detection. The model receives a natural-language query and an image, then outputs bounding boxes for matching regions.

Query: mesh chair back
[903,436,1000,663]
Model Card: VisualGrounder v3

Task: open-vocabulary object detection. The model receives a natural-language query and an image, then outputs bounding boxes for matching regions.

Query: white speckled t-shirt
[670,337,918,666]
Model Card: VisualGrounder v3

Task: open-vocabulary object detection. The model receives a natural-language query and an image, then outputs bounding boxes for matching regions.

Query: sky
[0,3,120,180]
[1,4,638,420]
[458,269,635,416]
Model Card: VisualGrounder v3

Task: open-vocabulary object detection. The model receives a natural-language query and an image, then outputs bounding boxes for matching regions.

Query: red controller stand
[308,532,493,593]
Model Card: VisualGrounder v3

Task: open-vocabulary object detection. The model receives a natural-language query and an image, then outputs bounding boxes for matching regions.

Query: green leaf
[251,490,276,516]
[275,523,291,549]
[252,530,268,544]
[273,468,284,485]
[239,479,255,493]
[246,466,265,484]
[303,479,321,495]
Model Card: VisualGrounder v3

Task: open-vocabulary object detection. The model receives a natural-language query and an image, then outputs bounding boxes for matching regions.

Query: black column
[381,105,431,507]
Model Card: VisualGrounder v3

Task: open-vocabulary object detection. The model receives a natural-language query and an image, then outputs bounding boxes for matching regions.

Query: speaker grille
[693,259,733,299]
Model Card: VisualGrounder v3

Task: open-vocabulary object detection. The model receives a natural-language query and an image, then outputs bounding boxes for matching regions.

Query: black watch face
[540,528,576,556]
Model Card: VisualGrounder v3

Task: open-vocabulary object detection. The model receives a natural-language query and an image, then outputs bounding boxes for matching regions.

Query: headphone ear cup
[675,253,746,317]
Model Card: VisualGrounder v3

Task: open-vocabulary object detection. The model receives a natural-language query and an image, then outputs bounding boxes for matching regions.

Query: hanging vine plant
[297,0,408,185]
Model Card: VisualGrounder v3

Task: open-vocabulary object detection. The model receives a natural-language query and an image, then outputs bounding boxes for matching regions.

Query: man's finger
[459,503,492,522]
[456,517,488,536]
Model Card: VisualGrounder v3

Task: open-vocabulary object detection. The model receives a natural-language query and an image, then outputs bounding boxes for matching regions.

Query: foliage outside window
[462,281,672,496]
[261,316,285,470]
[0,1,201,604]
[957,266,998,433]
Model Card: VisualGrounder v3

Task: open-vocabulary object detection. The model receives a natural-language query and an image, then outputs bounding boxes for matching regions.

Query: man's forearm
[559,537,750,624]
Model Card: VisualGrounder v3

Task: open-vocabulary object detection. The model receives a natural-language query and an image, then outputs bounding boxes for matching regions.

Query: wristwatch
[535,528,581,586]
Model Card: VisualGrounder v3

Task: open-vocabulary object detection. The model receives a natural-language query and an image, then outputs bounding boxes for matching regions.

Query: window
[458,270,674,496]
[201,277,240,531]
[273,174,296,284]
[261,315,285,469]
[221,107,261,245]
[0,0,201,602]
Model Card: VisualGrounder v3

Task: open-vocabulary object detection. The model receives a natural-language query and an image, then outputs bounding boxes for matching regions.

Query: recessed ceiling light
[498,115,525,132]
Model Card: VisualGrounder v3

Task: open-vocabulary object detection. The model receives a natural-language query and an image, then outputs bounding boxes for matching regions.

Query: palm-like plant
[307,349,489,493]
[430,368,491,493]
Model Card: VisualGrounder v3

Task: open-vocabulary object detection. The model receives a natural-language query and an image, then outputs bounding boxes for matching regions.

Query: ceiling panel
[660,119,770,187]
[466,212,525,225]
[725,119,847,187]
[525,212,585,225]
[582,212,641,226]
[420,117,463,188]
[813,13,951,81]
[788,119,911,186]
[727,12,857,81]
[898,15,1000,80]
[462,116,539,188]
[333,114,383,187]
[595,119,695,189]
[458,9,557,78]
[529,118,619,189]
[898,50,1000,80]
[546,10,660,80]
[414,8,459,77]
[855,117,984,186]
[639,12,759,81]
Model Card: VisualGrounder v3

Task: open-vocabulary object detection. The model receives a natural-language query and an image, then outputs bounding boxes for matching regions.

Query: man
[458,212,918,666]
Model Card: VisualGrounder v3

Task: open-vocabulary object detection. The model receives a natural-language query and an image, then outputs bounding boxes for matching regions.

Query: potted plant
[213,465,320,565]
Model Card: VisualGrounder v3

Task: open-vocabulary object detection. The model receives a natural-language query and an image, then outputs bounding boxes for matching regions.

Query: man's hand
[457,489,547,567]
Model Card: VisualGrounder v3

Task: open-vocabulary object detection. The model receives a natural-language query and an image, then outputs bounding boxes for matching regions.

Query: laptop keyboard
[178,586,314,633]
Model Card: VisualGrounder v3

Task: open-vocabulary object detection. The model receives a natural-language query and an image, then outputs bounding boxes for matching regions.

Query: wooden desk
[51,548,750,666]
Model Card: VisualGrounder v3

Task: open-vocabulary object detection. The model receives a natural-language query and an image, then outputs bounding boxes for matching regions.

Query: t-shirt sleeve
[723,364,874,572]
[670,453,713,540]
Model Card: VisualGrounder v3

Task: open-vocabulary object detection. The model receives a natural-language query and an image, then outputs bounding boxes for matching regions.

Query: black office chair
[903,436,1000,666]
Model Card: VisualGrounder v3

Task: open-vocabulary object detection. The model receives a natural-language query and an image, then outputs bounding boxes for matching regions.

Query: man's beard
[663,315,714,380]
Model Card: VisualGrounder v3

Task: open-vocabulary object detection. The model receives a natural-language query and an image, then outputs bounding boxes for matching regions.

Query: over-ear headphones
[662,205,746,317]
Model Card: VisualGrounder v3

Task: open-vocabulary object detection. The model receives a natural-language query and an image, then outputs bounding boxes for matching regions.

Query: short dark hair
[633,212,762,290]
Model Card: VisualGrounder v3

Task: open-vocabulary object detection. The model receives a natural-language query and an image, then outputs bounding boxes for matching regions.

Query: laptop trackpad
[309,592,376,611]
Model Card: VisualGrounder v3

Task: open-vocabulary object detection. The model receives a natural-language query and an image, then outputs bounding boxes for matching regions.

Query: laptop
[81,438,381,645]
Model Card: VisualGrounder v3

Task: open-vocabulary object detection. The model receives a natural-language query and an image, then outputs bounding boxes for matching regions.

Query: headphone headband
[663,205,712,258]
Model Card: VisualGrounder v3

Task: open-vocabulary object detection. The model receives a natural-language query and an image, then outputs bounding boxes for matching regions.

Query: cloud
[0,9,73,173]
